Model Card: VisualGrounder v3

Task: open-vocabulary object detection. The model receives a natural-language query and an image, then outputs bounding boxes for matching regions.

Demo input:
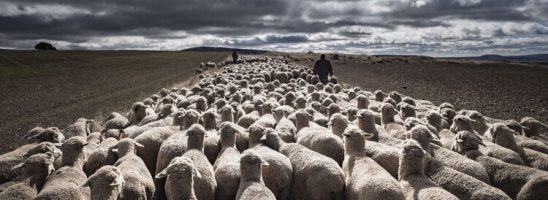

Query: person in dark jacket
[313,54,333,84]
[232,49,239,64]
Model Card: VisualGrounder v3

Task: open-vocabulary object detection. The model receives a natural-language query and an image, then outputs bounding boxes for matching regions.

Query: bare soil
[0,50,228,153]
[281,53,548,125]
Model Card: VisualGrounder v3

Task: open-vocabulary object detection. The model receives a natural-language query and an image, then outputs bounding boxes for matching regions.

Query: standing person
[232,49,239,64]
[313,54,333,84]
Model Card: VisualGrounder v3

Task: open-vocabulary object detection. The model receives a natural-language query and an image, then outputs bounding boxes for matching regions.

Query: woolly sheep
[520,117,548,141]
[261,129,345,200]
[486,123,548,171]
[35,137,90,200]
[134,127,175,176]
[156,156,202,200]
[407,125,491,183]
[103,112,129,130]
[22,127,65,143]
[451,115,525,165]
[202,110,222,164]
[128,102,153,125]
[453,131,548,200]
[248,126,292,199]
[0,142,60,184]
[295,110,345,165]
[62,118,94,139]
[273,107,297,142]
[382,103,407,139]
[236,149,276,200]
[83,137,118,176]
[81,165,124,200]
[328,113,349,138]
[342,126,405,200]
[0,153,56,200]
[398,140,458,200]
[182,124,217,200]
[112,138,155,200]
[214,122,242,200]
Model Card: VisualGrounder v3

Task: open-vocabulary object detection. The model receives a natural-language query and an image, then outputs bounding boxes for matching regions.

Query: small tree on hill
[35,42,57,50]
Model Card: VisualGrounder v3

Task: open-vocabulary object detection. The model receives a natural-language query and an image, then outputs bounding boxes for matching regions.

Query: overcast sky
[1,0,547,56]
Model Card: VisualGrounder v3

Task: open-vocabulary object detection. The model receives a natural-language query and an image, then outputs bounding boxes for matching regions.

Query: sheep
[248,125,292,200]
[182,124,217,200]
[273,107,297,142]
[0,153,55,200]
[467,110,490,135]
[328,113,349,138]
[356,94,369,109]
[155,156,201,200]
[382,103,407,139]
[374,90,386,101]
[520,117,548,141]
[62,118,94,139]
[220,104,236,123]
[103,112,129,130]
[453,131,548,200]
[256,102,277,128]
[407,125,491,183]
[22,126,65,143]
[134,127,175,176]
[503,119,548,154]
[35,137,90,200]
[261,129,345,200]
[81,165,124,200]
[295,109,345,165]
[0,142,60,184]
[84,137,118,176]
[440,108,457,129]
[202,109,221,164]
[236,149,276,200]
[399,103,417,122]
[451,115,525,165]
[426,111,455,148]
[486,123,548,171]
[398,140,458,200]
[214,122,242,200]
[342,126,405,200]
[112,138,155,200]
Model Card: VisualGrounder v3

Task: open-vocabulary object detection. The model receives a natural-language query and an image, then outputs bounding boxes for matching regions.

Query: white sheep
[83,137,118,176]
[81,165,124,200]
[486,123,548,171]
[22,126,65,143]
[62,118,94,139]
[112,138,155,200]
[261,129,344,200]
[182,124,217,200]
[236,149,276,200]
[328,113,349,138]
[398,140,458,200]
[453,131,548,200]
[343,126,406,200]
[273,107,297,142]
[35,137,90,200]
[0,142,60,184]
[0,153,55,199]
[248,126,292,200]
[103,112,129,130]
[382,103,407,139]
[294,109,345,165]
[155,156,202,200]
[134,127,175,176]
[214,122,242,200]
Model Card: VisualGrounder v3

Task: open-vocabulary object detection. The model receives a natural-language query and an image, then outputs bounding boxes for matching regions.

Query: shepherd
[313,54,334,84]
[232,49,239,64]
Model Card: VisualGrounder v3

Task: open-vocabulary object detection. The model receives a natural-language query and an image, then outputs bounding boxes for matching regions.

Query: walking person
[313,54,334,84]
[232,49,239,64]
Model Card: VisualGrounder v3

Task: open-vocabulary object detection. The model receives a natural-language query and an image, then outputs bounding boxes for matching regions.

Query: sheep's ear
[478,141,486,147]
[81,179,91,187]
[110,174,124,186]
[260,158,269,166]
[362,131,374,139]
[192,167,202,178]
[81,142,89,147]
[54,143,63,147]
[11,162,24,171]
[260,134,267,141]
[134,142,144,148]
[155,168,168,179]
[111,148,118,153]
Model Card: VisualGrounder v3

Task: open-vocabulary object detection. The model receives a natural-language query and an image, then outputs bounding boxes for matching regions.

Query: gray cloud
[0,0,547,56]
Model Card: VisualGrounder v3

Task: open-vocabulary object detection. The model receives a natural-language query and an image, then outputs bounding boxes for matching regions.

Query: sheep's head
[381,103,398,117]
[220,105,236,122]
[261,102,277,114]
[374,90,385,101]
[105,112,124,122]
[131,102,148,121]
[405,125,432,152]
[504,119,526,134]
[58,136,88,153]
[12,153,55,181]
[485,123,517,146]
[102,129,122,140]
[201,109,218,130]
[240,149,268,179]
[357,95,369,109]
[113,138,143,157]
[404,117,422,131]
[82,165,124,198]
[520,117,546,137]
[156,157,201,180]
[426,111,442,125]
[399,103,417,120]
[402,97,416,106]
[343,126,373,154]
[389,91,402,103]
[215,99,228,110]
[383,98,397,108]
[182,110,202,129]
[260,128,283,150]
[327,104,341,117]
[452,131,485,154]
[295,97,307,109]
[24,127,65,143]
[401,139,426,159]
[26,142,62,159]
[439,102,454,110]
[450,115,474,133]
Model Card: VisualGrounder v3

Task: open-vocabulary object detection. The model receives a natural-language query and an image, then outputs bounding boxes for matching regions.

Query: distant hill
[182,46,269,54]
[448,54,548,64]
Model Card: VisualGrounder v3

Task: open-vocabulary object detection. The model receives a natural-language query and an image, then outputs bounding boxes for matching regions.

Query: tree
[35,42,57,50]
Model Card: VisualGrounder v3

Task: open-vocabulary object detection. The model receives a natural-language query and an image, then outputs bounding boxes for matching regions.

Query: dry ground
[280,52,548,125]
[0,50,228,153]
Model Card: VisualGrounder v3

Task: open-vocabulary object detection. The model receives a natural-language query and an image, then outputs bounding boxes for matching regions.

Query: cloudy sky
[1,0,547,56]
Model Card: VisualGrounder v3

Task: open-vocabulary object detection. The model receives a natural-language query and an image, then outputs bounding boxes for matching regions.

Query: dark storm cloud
[0,0,547,56]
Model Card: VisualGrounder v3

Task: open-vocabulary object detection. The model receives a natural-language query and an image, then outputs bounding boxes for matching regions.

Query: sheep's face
[84,166,124,195]
[27,142,62,158]
[381,103,398,117]
[426,111,442,123]
[18,153,56,176]
[486,123,516,144]
[29,127,65,143]
[441,108,456,121]
[241,150,268,170]
[389,91,402,103]
[404,117,422,130]
[401,140,426,159]
[439,102,454,110]
[402,97,416,106]
[343,127,373,143]
[374,90,385,101]
[452,131,484,154]
[60,137,88,153]
[157,157,200,180]
[451,115,473,133]
[406,125,432,146]
[504,120,524,134]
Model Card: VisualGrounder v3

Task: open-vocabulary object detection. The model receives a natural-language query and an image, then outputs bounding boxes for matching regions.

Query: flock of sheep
[1,56,548,200]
